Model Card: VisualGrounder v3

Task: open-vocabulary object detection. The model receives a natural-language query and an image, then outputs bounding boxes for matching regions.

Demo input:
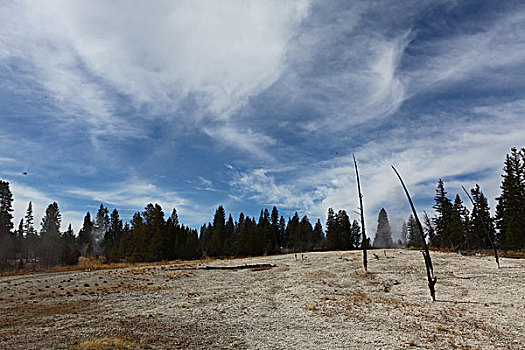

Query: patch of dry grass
[70,337,137,350]
[0,257,204,276]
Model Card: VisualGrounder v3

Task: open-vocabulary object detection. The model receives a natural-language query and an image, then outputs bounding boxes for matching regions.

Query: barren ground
[1,249,524,349]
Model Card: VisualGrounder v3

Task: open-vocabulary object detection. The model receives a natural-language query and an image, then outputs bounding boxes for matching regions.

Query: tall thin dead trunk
[461,186,500,268]
[353,154,367,274]
[392,165,436,301]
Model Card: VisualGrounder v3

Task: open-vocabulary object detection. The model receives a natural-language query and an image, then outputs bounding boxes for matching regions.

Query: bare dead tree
[461,186,500,269]
[353,154,367,274]
[392,165,436,301]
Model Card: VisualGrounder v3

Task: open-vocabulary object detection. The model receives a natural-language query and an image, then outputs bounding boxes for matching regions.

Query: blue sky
[1,0,524,240]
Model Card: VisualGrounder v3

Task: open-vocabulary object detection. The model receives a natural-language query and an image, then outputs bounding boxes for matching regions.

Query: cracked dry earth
[1,250,524,349]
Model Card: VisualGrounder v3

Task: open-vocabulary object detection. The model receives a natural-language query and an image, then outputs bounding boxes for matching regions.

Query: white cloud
[0,0,311,146]
[401,9,525,97]
[203,125,277,160]
[64,176,211,227]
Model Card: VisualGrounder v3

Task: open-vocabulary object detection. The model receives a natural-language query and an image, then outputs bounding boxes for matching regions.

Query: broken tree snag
[392,165,437,302]
[353,154,368,274]
[462,186,500,269]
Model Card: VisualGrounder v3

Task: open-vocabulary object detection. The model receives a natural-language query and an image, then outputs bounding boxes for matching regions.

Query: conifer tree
[224,214,235,256]
[93,204,109,255]
[495,147,525,250]
[325,208,338,250]
[400,221,408,246]
[432,179,453,248]
[313,219,324,246]
[278,215,286,249]
[337,210,352,250]
[373,208,393,248]
[143,203,165,261]
[39,202,61,267]
[130,212,146,262]
[0,180,14,237]
[103,209,123,262]
[0,180,14,267]
[15,219,24,268]
[350,220,361,249]
[209,206,226,257]
[170,208,179,227]
[271,206,280,249]
[449,194,469,250]
[468,185,495,250]
[407,214,423,247]
[78,212,94,256]
[24,202,37,263]
[286,212,300,251]
[60,224,80,265]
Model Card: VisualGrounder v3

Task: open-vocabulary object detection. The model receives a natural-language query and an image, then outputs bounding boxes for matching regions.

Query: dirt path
[1,250,524,349]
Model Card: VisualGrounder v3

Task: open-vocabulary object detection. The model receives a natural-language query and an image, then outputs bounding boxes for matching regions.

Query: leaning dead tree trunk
[392,165,436,301]
[353,154,367,274]
[461,186,500,269]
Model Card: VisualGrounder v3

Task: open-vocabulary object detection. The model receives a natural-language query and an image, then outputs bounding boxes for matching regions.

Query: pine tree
[0,180,14,268]
[15,219,24,268]
[373,208,393,248]
[325,208,339,250]
[449,194,469,250]
[170,208,179,227]
[407,214,423,247]
[24,202,37,264]
[93,204,109,255]
[495,147,525,250]
[143,203,166,261]
[224,214,235,256]
[271,206,281,249]
[432,179,453,248]
[39,202,61,267]
[0,180,14,237]
[130,212,146,262]
[278,215,286,249]
[60,224,80,265]
[337,210,352,250]
[286,212,300,251]
[400,221,408,246]
[209,206,226,257]
[103,209,123,262]
[467,185,495,250]
[350,220,361,249]
[77,212,94,256]
[313,219,324,247]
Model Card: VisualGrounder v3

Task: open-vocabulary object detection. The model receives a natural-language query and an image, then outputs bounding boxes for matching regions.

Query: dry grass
[70,337,137,350]
[0,257,203,276]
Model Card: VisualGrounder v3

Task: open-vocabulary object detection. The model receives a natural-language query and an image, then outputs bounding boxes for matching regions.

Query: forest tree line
[0,147,523,270]
[397,147,525,252]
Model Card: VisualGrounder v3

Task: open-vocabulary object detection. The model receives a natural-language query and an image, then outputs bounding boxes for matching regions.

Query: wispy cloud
[203,125,277,161]
[63,176,213,226]
[0,0,311,149]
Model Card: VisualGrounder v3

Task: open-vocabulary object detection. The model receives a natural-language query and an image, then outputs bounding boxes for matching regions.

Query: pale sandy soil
[0,249,524,349]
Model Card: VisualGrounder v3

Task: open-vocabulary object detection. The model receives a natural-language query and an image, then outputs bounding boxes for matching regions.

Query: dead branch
[353,154,368,274]
[392,165,436,302]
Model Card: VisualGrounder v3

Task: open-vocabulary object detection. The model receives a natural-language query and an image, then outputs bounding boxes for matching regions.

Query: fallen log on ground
[168,263,276,271]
